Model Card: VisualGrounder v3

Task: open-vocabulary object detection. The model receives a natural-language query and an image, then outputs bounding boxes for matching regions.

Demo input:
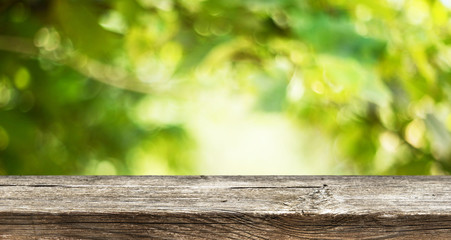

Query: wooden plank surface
[0,176,450,239]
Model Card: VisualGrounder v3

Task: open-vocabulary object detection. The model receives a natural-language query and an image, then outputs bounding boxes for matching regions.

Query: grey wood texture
[0,176,450,239]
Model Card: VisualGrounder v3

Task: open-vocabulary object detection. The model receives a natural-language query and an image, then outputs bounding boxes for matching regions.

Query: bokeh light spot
[14,67,31,90]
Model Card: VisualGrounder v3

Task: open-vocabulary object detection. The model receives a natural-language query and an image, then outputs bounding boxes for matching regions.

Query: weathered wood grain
[0,176,450,239]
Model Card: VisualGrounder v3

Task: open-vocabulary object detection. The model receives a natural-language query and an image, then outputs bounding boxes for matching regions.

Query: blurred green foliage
[1,0,451,174]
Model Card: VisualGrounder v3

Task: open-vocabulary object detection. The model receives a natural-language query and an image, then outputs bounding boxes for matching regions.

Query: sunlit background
[1,0,451,174]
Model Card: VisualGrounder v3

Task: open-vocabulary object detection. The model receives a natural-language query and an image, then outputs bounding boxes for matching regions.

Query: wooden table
[1,176,450,239]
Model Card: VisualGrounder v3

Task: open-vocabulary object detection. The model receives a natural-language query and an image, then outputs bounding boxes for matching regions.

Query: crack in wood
[229,186,324,189]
